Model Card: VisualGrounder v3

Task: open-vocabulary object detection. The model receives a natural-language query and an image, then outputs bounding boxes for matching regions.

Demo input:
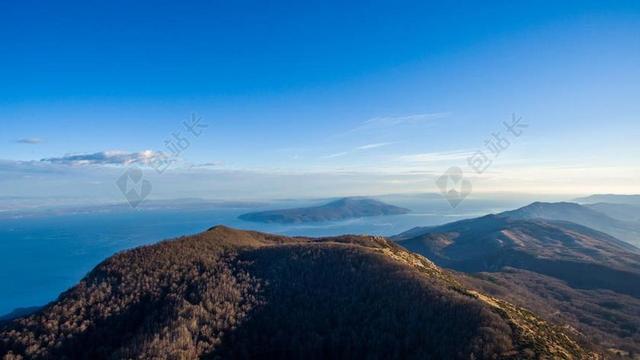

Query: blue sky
[1,1,639,204]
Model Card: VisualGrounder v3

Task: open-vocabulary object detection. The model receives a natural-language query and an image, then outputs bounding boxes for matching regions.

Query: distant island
[238,197,410,224]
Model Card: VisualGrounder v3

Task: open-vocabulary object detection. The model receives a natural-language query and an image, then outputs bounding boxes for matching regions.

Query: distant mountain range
[394,202,640,356]
[574,194,640,205]
[500,201,640,247]
[0,226,592,359]
[585,202,640,223]
[238,197,410,224]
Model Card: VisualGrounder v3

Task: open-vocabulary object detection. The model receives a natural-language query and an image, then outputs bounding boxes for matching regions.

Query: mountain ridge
[394,210,640,357]
[500,202,640,247]
[395,201,640,248]
[0,226,594,359]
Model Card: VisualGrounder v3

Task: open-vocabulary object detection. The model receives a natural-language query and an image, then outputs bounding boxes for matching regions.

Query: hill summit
[0,226,592,359]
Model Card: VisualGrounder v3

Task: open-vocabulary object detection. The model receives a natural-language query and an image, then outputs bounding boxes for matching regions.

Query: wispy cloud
[362,112,451,128]
[40,150,166,166]
[356,142,393,150]
[321,142,393,159]
[190,161,225,168]
[398,150,474,163]
[16,138,44,144]
[332,112,451,138]
[321,152,349,159]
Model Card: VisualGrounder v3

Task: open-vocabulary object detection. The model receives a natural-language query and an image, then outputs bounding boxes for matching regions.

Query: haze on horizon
[1,1,639,206]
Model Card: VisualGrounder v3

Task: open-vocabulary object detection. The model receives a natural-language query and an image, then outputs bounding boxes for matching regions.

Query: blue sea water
[0,196,526,316]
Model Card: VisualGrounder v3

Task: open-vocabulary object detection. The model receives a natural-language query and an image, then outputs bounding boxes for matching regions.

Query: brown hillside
[1,226,596,359]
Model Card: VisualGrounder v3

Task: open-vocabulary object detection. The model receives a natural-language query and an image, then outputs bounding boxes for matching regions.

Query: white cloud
[320,143,393,160]
[321,152,349,159]
[16,138,44,144]
[333,112,451,138]
[190,161,225,168]
[398,150,474,163]
[356,142,393,150]
[40,150,166,166]
[361,112,451,128]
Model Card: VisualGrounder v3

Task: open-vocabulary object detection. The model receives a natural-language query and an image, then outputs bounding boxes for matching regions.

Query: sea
[0,195,534,316]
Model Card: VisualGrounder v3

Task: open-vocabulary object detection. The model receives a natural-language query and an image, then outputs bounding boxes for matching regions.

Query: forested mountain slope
[0,226,594,359]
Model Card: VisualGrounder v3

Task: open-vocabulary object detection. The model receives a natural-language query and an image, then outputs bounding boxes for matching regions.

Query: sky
[1,0,639,206]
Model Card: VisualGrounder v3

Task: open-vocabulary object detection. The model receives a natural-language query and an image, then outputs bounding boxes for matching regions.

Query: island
[238,197,410,224]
